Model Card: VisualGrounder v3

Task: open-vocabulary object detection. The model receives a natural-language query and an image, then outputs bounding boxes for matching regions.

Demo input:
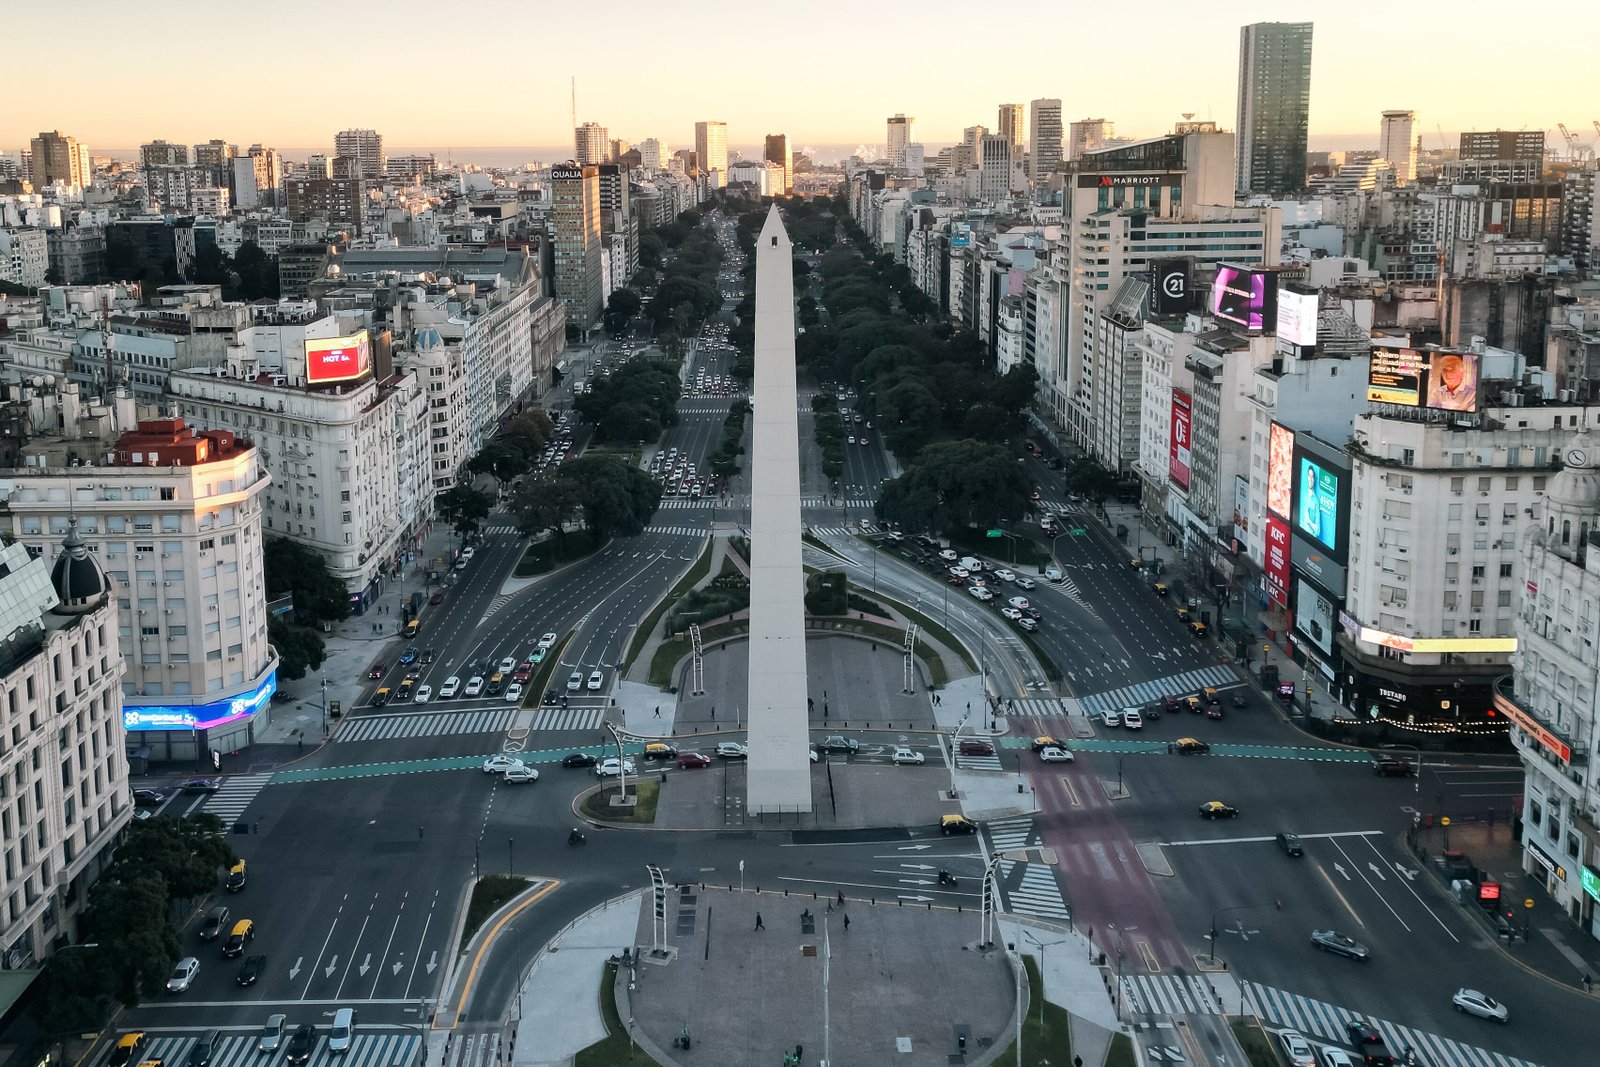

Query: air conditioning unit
[1449,548,1459,555]
[164,609,172,615]
[134,553,144,560]
[163,581,170,587]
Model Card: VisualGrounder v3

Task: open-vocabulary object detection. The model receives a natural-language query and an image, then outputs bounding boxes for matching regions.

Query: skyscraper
[1379,110,1417,184]
[29,130,90,188]
[638,138,666,171]
[1027,99,1062,181]
[1235,21,1313,196]
[886,114,913,170]
[333,128,385,179]
[551,162,604,332]
[575,122,608,165]
[997,103,1025,151]
[1068,119,1115,161]
[764,134,792,193]
[978,134,1013,200]
[695,121,728,177]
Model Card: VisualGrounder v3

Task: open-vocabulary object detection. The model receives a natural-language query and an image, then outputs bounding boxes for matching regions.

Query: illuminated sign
[1231,476,1249,552]
[1492,690,1572,762]
[1150,259,1190,315]
[1357,625,1518,655]
[1076,173,1182,188]
[1169,390,1192,490]
[1266,423,1294,520]
[950,223,972,250]
[1580,866,1600,903]
[1367,349,1480,413]
[1264,514,1291,608]
[305,331,372,385]
[1208,264,1278,333]
[1276,288,1318,346]
[1296,456,1341,552]
[124,672,277,732]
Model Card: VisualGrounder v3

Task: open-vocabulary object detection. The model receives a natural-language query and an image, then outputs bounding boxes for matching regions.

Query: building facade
[575,123,609,166]
[333,129,385,179]
[1235,22,1314,196]
[1028,99,1063,181]
[886,115,913,171]
[551,163,604,332]
[29,131,90,189]
[764,134,792,193]
[694,121,728,179]
[1379,110,1417,184]
[1068,119,1115,162]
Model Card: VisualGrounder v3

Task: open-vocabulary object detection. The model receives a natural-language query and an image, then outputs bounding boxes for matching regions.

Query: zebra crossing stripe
[532,707,606,731]
[1079,664,1239,715]
[201,774,273,821]
[955,755,1003,771]
[337,708,517,743]
[1013,698,1067,717]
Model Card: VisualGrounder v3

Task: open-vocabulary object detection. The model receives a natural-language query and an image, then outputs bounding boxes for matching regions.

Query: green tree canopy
[875,440,1033,534]
[603,288,642,335]
[437,484,493,539]
[263,538,351,624]
[560,455,662,538]
[268,617,327,681]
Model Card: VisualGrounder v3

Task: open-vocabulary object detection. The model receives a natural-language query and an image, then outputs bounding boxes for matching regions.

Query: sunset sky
[6,0,1596,158]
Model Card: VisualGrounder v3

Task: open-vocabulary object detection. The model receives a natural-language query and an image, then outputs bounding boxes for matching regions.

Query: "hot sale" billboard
[305,331,372,385]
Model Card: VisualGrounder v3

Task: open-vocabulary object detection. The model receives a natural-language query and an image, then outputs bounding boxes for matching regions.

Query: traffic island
[580,780,661,825]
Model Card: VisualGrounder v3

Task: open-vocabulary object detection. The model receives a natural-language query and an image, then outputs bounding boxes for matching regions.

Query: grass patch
[581,778,661,824]
[573,961,634,1066]
[624,539,715,669]
[459,874,531,952]
[1105,1031,1139,1067]
[1229,1018,1278,1067]
[892,599,977,675]
[515,528,604,577]
[990,955,1075,1066]
[648,615,950,688]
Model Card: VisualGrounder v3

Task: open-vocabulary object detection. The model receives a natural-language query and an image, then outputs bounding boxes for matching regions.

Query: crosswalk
[136,1032,418,1067]
[336,707,518,743]
[657,498,716,510]
[201,773,273,823]
[809,523,879,537]
[532,705,609,731]
[645,524,713,537]
[986,816,1071,920]
[480,523,520,535]
[801,497,879,509]
[1008,697,1072,718]
[955,752,1004,771]
[1242,981,1544,1067]
[1077,664,1239,716]
[1121,974,1222,1016]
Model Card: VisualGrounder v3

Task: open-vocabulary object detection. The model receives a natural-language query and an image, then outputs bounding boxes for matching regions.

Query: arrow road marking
[324,955,339,978]
[1333,863,1351,880]
[289,957,302,980]
[359,953,372,977]
[1367,862,1388,881]
[896,844,931,851]
[426,951,438,974]
[1394,863,1418,881]
[392,960,405,976]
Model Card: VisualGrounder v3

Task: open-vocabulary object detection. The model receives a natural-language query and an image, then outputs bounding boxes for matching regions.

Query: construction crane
[1558,123,1594,164]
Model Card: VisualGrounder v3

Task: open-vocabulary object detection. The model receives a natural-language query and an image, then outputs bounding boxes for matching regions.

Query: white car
[504,683,523,704]
[587,670,605,691]
[1319,1049,1355,1067]
[414,685,433,705]
[1007,596,1030,611]
[1277,1030,1315,1067]
[1016,617,1038,632]
[483,755,526,775]
[968,585,994,602]
[459,546,476,563]
[1452,988,1509,1022]
[1123,709,1144,730]
[439,676,461,698]
[502,765,539,784]
[716,741,748,759]
[1101,709,1123,727]
[567,671,583,691]
[993,569,1016,583]
[166,956,200,993]
[595,757,637,778]
[1015,576,1035,590]
[938,549,959,562]
[1039,746,1074,763]
[1044,565,1063,582]
[891,747,925,765]
[538,632,557,650]
[947,566,969,580]
[1000,607,1023,621]
[498,657,517,675]
[464,676,485,697]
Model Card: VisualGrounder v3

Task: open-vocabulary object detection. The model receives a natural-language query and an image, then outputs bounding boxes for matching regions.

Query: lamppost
[603,719,633,801]
[421,827,480,878]
[1021,930,1067,1031]
[1206,902,1276,968]
[1388,743,1421,794]
[980,846,1059,950]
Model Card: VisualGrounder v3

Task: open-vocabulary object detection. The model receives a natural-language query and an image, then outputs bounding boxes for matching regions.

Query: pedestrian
[755,913,764,931]
[297,738,303,752]
[1585,974,1594,993]
[843,913,850,931]
[710,705,716,720]
[655,705,661,718]
[837,890,845,907]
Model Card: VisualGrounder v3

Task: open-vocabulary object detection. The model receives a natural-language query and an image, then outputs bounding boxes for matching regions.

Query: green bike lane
[997,735,1376,762]
[271,741,647,784]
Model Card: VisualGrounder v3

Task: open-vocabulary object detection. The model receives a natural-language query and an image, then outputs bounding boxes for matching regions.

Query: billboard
[123,671,278,732]
[950,222,972,249]
[1168,390,1192,490]
[1276,288,1318,346]
[1264,514,1292,608]
[1150,258,1191,315]
[1209,264,1278,332]
[1295,578,1336,657]
[1295,455,1342,553]
[1231,476,1249,552]
[1266,422,1295,519]
[1367,349,1480,412]
[306,331,372,385]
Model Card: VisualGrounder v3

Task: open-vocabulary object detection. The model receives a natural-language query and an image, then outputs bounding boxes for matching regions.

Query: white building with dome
[1502,432,1600,940]
[397,324,470,493]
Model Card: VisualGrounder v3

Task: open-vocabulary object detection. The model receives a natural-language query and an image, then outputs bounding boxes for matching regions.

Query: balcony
[1493,675,1585,766]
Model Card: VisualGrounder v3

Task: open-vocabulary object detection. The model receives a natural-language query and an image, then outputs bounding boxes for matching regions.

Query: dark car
[1374,757,1415,777]
[182,777,221,794]
[236,954,266,986]
[1344,1020,1393,1064]
[561,752,597,768]
[367,664,386,679]
[187,1031,220,1067]
[133,788,165,807]
[1205,704,1224,720]
[421,648,436,664]
[1174,737,1211,754]
[1142,702,1162,721]
[819,735,859,754]
[1314,930,1372,961]
[1231,693,1247,708]
[198,905,229,940]
[1276,832,1304,857]
[397,648,419,666]
[430,590,447,605]
[958,738,995,756]
[1199,801,1239,819]
[285,1025,316,1066]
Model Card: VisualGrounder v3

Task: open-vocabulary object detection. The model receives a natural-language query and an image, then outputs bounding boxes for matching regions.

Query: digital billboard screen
[124,672,278,732]
[1169,390,1192,490]
[1367,349,1479,412]
[1276,288,1318,346]
[1209,264,1279,332]
[1150,258,1191,315]
[1266,422,1295,520]
[306,331,372,385]
[1295,578,1336,657]
[1264,513,1291,609]
[1296,456,1342,553]
[1231,476,1249,553]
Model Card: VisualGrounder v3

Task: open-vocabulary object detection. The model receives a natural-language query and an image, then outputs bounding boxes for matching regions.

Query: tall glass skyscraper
[1235,22,1313,196]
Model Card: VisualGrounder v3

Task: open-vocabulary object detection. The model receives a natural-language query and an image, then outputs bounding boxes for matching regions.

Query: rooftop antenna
[571,76,577,143]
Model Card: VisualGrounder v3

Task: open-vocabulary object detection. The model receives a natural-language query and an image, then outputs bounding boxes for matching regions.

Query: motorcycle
[568,828,587,846]
[937,869,958,887]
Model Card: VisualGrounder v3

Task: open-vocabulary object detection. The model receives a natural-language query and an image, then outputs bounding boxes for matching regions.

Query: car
[258,1016,288,1054]
[482,755,526,775]
[504,683,523,704]
[1205,703,1224,720]
[940,814,977,835]
[715,741,748,759]
[561,752,598,768]
[947,565,969,580]
[503,765,539,784]
[285,1024,316,1066]
[328,1008,356,1054]
[677,752,712,769]
[539,632,558,650]
[413,684,433,704]
[236,954,267,986]
[847,436,855,445]
[199,905,230,940]
[486,674,505,695]
[398,648,419,666]
[223,918,255,957]
[439,677,461,698]
[396,679,415,702]
[465,676,485,697]
[1199,801,1239,819]
[372,687,392,706]
[225,859,246,892]
[595,757,637,777]
[1014,576,1035,590]
[938,549,959,562]
[367,664,386,679]
[133,788,165,807]
[958,738,995,756]
[968,585,994,602]
[1230,692,1247,708]
[1319,1050,1356,1067]
[1312,930,1370,960]
[567,672,583,691]
[166,956,200,993]
[512,663,533,682]
[110,1034,146,1067]
[1016,617,1038,632]
[642,742,678,761]
[430,590,447,605]
[459,546,475,563]
[1276,832,1305,857]
[1184,696,1204,713]
[892,747,925,765]
[1039,746,1074,763]
[859,436,869,446]
[1143,701,1163,721]
[1007,596,1030,611]
[187,1031,220,1067]
[1032,736,1063,752]
[1044,565,1063,582]
[1123,709,1144,730]
[587,671,605,691]
[992,568,1016,583]
[183,777,221,794]
[1374,757,1415,777]
[1452,988,1509,1022]
[1344,1021,1395,1064]
[1278,1030,1316,1067]
[1100,709,1123,728]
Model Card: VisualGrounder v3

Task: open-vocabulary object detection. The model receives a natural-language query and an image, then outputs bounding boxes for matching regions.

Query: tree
[467,439,531,487]
[603,288,641,335]
[232,241,280,300]
[874,440,1033,534]
[86,872,177,1007]
[263,538,351,625]
[598,400,663,444]
[268,617,327,681]
[500,409,553,457]
[562,455,662,538]
[437,484,493,540]
[189,243,231,287]
[510,476,582,548]
[112,814,236,902]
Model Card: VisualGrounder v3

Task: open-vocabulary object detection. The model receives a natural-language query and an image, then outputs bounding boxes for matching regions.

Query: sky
[6,0,1598,160]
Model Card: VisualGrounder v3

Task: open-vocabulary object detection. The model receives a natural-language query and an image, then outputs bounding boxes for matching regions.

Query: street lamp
[980,846,1059,950]
[1020,930,1067,1031]
[1206,902,1276,968]
[421,827,480,878]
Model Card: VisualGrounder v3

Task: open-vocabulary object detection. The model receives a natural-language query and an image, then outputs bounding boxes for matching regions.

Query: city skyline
[6,0,1597,156]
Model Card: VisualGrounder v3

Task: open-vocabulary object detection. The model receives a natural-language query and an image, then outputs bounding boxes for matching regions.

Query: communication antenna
[570,76,577,140]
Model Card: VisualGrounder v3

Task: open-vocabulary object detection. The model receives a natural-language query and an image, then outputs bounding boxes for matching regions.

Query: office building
[285,177,364,231]
[886,114,913,171]
[1459,130,1546,164]
[0,228,49,289]
[638,138,666,171]
[977,134,1013,200]
[1068,119,1114,161]
[575,122,609,166]
[333,128,384,179]
[1379,110,1417,184]
[46,225,105,284]
[1028,99,1063,181]
[0,530,129,963]
[998,104,1025,152]
[764,134,792,194]
[694,121,728,177]
[1235,21,1314,196]
[140,140,188,168]
[29,131,90,188]
[551,163,604,332]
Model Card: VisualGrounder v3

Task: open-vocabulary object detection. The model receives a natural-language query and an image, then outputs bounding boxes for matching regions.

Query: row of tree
[574,359,682,444]
[509,454,661,545]
[103,230,280,300]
